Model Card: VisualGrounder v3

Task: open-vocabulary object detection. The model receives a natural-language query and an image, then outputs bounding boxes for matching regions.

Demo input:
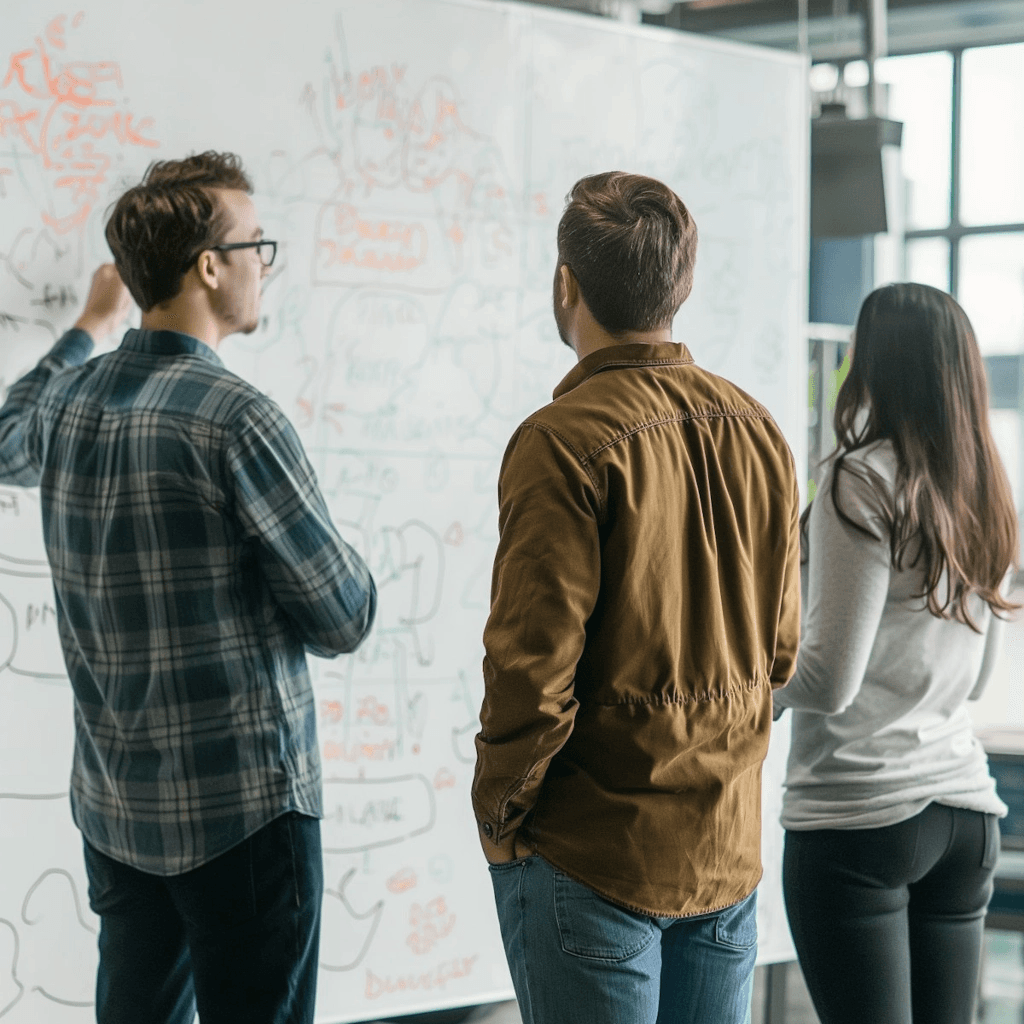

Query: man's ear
[194,250,221,290]
[559,263,578,308]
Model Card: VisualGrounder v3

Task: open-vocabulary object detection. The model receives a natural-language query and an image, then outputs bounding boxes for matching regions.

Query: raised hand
[73,264,133,341]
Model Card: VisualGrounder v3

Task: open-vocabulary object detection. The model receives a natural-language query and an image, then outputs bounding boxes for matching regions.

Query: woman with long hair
[774,282,1021,1024]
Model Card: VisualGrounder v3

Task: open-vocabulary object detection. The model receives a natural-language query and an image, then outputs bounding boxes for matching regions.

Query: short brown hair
[556,172,697,333]
[105,152,253,312]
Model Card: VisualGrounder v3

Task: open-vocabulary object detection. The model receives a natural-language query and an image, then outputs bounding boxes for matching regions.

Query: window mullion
[949,48,963,298]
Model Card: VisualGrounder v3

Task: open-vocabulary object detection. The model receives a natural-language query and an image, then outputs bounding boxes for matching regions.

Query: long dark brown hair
[801,282,1021,633]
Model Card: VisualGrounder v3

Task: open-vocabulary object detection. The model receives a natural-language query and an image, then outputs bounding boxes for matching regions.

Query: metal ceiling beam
[513,0,1024,58]
[697,0,1024,58]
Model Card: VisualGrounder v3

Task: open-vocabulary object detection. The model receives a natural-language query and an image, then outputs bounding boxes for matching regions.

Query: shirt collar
[118,328,223,367]
[552,342,695,400]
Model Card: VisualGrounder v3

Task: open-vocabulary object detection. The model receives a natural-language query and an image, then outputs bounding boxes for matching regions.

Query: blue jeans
[489,855,756,1024]
[83,812,323,1024]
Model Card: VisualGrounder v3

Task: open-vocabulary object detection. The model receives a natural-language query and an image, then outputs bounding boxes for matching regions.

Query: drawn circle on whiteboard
[0,592,16,674]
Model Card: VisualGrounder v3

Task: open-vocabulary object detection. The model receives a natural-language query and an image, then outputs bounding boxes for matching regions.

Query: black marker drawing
[321,774,436,854]
[0,585,68,682]
[28,285,77,312]
[377,520,445,666]
[0,794,65,802]
[450,721,477,766]
[0,595,15,674]
[450,671,479,765]
[19,870,95,1009]
[0,919,24,1019]
[320,868,385,973]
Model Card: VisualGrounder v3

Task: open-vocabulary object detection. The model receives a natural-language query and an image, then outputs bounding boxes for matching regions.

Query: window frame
[903,46,1024,297]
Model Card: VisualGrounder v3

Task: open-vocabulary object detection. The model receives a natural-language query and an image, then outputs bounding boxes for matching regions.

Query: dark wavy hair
[105,151,252,312]
[556,171,698,333]
[802,282,1021,633]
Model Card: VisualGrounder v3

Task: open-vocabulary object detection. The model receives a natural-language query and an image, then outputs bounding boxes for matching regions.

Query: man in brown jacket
[472,171,800,1024]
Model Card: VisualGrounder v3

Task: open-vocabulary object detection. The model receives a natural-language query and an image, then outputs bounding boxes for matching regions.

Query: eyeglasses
[209,240,277,267]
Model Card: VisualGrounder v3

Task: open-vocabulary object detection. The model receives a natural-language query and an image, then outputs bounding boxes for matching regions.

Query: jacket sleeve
[226,397,376,658]
[769,465,802,689]
[0,329,94,486]
[772,460,891,715]
[472,423,601,863]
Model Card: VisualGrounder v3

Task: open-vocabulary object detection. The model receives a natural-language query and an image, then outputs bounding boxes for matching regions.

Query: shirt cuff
[476,817,524,864]
[49,327,95,366]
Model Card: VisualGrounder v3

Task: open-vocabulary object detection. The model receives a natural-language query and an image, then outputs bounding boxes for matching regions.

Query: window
[876,52,953,231]
[958,234,1024,356]
[961,43,1024,228]
[905,237,949,291]
[897,42,1024,328]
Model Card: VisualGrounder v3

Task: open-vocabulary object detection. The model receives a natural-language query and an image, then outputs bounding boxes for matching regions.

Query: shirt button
[482,822,493,838]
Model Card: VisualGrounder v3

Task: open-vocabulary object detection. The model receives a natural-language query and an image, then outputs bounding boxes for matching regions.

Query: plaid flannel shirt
[0,327,376,875]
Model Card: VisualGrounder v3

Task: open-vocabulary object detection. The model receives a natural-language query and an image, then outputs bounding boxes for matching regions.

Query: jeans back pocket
[714,891,758,951]
[553,869,657,962]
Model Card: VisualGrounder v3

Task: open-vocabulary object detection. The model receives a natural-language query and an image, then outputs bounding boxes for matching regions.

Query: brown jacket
[472,342,800,917]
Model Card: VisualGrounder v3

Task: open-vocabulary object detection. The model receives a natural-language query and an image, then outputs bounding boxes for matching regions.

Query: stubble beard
[221,291,261,336]
[241,286,262,335]
[552,272,573,351]
[555,309,572,349]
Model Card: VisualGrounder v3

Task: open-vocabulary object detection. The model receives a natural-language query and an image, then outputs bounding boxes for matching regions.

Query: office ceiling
[519,0,1024,58]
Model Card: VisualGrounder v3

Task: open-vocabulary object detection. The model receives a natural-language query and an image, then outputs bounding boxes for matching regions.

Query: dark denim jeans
[490,855,757,1024]
[783,802,999,1024]
[83,811,323,1024]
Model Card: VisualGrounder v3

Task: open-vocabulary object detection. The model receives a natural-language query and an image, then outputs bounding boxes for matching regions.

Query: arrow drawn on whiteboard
[319,868,384,972]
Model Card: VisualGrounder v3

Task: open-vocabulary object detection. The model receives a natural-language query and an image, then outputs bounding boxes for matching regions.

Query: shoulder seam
[519,421,605,513]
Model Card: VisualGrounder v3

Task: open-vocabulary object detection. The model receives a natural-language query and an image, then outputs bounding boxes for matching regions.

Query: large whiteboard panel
[0,2,807,1021]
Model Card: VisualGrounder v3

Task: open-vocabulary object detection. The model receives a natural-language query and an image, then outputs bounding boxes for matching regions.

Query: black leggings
[783,802,1000,1024]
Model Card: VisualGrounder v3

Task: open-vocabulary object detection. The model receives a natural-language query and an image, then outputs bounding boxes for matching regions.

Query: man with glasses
[0,151,376,1024]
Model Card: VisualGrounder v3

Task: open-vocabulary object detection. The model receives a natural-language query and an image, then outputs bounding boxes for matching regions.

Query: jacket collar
[552,342,695,400]
[119,328,223,367]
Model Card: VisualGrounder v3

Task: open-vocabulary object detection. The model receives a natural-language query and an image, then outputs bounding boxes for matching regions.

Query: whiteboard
[0,2,807,1020]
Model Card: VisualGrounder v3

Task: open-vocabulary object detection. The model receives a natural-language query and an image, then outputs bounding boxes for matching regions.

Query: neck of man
[572,322,674,363]
[140,301,223,351]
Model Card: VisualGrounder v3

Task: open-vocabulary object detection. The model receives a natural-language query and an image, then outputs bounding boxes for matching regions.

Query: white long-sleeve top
[775,437,1008,830]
